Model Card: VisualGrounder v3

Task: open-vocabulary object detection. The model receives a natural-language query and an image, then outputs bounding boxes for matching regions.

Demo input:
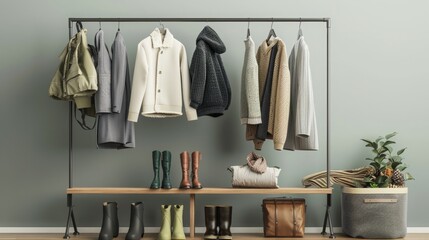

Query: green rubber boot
[172,205,186,240]
[150,150,161,189]
[158,205,171,240]
[161,151,172,189]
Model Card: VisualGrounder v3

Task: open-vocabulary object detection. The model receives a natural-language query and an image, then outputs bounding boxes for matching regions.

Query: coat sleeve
[217,54,232,110]
[273,45,291,151]
[189,48,206,109]
[295,42,314,137]
[180,45,198,121]
[128,43,149,122]
[111,38,127,114]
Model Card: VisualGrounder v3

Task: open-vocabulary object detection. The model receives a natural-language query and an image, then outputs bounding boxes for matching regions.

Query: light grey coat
[97,31,135,149]
[284,34,318,150]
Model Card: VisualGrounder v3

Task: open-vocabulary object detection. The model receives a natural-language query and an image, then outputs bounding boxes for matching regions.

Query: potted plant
[341,132,414,239]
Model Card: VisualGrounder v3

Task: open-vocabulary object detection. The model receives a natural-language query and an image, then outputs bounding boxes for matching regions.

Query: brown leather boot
[191,151,203,189]
[179,151,191,189]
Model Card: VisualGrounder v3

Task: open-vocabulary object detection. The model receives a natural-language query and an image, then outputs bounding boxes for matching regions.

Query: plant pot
[341,187,407,239]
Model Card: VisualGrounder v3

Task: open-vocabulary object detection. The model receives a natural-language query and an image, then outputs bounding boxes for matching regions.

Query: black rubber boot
[218,206,232,240]
[98,202,119,240]
[161,151,172,189]
[150,150,161,189]
[204,205,218,239]
[125,202,145,240]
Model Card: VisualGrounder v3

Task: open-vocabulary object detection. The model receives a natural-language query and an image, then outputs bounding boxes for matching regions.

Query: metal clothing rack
[64,17,333,239]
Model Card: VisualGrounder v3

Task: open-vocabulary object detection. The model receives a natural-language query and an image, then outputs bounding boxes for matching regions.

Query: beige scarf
[246,152,267,174]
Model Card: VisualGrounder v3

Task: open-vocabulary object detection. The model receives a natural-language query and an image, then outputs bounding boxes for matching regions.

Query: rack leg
[321,194,335,238]
[321,207,329,236]
[63,206,72,239]
[190,194,195,238]
[64,194,79,239]
[71,210,80,235]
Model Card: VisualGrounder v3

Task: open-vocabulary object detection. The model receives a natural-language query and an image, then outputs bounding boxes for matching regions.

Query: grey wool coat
[96,31,135,149]
[189,26,231,117]
[284,34,318,150]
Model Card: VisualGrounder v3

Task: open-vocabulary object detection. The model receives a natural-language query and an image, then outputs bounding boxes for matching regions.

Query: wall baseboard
[0,227,428,234]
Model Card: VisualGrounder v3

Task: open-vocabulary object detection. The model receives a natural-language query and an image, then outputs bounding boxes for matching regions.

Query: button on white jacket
[128,28,197,122]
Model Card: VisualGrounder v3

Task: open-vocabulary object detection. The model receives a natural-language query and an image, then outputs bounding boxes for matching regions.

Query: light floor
[0,233,427,240]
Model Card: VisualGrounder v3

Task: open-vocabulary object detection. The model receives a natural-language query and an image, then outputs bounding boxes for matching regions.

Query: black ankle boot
[125,202,145,240]
[99,202,119,240]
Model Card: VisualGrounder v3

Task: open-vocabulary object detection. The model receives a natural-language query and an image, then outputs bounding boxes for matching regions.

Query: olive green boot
[158,205,171,240]
[172,205,186,240]
[150,150,161,189]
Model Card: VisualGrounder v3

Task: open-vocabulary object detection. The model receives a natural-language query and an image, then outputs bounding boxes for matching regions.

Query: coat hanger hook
[99,21,102,30]
[271,17,274,29]
[117,21,120,31]
[299,17,302,29]
[248,18,250,29]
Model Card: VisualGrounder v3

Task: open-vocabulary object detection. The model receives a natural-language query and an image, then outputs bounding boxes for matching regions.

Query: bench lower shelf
[67,187,332,238]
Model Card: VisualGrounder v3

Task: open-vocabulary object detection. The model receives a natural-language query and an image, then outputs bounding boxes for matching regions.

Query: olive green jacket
[49,29,97,109]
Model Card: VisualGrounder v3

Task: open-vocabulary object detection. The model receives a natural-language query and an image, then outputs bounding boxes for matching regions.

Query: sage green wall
[0,0,428,228]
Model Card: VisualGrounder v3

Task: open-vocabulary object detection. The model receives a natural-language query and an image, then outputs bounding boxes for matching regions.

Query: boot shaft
[180,151,191,189]
[191,151,202,189]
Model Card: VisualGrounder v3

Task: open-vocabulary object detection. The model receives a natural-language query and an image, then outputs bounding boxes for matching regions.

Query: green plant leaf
[376,176,388,184]
[392,162,402,170]
[391,156,403,162]
[365,157,373,161]
[405,172,415,181]
[397,148,406,155]
[375,136,384,143]
[365,143,372,147]
[370,162,380,169]
[361,139,373,144]
[396,165,407,171]
[384,145,393,153]
[385,132,398,140]
[383,140,396,146]
[372,142,379,149]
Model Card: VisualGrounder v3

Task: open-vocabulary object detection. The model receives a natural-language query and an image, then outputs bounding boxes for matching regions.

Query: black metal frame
[63,17,333,239]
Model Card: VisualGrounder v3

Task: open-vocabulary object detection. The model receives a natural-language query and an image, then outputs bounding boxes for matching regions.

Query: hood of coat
[196,26,226,54]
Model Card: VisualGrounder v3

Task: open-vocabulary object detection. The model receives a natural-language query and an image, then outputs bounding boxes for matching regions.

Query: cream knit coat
[128,28,197,122]
[241,36,261,125]
[246,37,291,150]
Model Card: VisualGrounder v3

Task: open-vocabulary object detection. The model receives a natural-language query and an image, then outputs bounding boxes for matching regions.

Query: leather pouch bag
[262,198,306,237]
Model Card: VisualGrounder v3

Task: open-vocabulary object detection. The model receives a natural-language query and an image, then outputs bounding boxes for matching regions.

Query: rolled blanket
[246,152,267,174]
[302,167,374,188]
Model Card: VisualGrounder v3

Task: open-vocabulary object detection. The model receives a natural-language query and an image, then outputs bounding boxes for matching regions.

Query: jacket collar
[150,28,174,48]
[261,37,280,54]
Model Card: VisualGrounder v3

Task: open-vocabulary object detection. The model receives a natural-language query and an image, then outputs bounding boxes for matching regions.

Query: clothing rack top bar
[69,17,330,23]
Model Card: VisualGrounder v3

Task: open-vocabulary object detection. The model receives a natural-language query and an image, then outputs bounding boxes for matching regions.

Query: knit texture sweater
[241,36,261,125]
[246,37,291,151]
[189,26,231,117]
